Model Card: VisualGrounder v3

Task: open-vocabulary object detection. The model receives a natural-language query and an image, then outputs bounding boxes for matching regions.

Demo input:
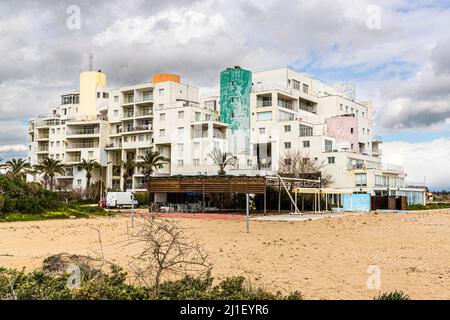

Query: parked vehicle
[106,192,138,209]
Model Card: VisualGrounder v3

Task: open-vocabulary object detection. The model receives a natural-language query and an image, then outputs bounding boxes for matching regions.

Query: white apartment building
[27,67,426,205]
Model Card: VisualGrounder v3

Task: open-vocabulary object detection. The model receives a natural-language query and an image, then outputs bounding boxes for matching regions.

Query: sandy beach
[1,210,449,299]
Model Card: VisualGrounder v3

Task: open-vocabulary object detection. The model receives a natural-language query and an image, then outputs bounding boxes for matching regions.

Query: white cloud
[0,145,27,152]
[382,138,450,189]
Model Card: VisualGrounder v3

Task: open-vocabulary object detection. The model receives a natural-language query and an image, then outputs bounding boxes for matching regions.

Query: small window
[193,159,200,166]
[230,81,235,87]
[177,143,184,151]
[284,159,292,165]
[114,110,118,116]
[259,128,265,134]
[88,151,94,158]
[178,111,184,119]
[328,157,335,164]
[340,104,343,111]
[114,96,119,102]
[103,92,108,99]
[159,88,164,96]
[302,84,309,94]
[362,111,365,118]
[160,113,166,121]
[284,142,291,149]
[177,160,184,166]
[284,125,291,132]
[178,127,184,135]
[159,129,165,137]
[97,92,100,98]
[303,140,310,148]
[77,179,82,186]
[351,128,354,134]
[193,142,200,150]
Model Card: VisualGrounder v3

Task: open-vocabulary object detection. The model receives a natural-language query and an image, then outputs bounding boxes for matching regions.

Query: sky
[0,0,449,190]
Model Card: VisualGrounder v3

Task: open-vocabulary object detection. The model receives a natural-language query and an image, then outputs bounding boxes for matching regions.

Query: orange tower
[152,74,181,84]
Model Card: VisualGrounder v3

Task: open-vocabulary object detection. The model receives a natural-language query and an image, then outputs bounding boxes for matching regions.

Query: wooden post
[264,185,267,214]
[278,177,281,214]
[325,193,328,212]
[202,178,205,213]
[302,193,304,212]
[294,191,298,214]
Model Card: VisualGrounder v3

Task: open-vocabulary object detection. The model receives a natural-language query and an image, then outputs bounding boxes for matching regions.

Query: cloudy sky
[0,0,449,190]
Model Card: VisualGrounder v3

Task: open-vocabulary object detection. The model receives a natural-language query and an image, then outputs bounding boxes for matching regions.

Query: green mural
[220,67,252,155]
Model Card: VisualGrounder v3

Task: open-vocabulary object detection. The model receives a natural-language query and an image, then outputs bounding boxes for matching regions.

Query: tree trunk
[50,176,54,191]
[147,176,151,212]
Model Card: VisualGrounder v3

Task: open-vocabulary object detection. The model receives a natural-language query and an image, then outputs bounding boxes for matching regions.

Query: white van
[106,192,138,209]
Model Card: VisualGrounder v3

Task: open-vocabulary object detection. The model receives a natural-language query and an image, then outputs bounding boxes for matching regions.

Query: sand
[1,210,449,300]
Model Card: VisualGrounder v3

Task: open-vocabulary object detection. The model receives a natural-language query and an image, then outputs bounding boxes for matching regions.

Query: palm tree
[208,148,237,212]
[208,148,237,175]
[0,158,31,180]
[120,159,136,191]
[138,151,168,207]
[79,159,100,190]
[34,158,65,191]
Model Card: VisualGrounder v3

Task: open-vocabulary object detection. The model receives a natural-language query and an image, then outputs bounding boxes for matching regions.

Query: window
[114,96,119,102]
[178,127,184,135]
[355,173,367,187]
[103,92,109,99]
[139,135,144,142]
[159,129,165,137]
[293,80,300,90]
[51,142,54,147]
[325,139,333,152]
[178,111,184,119]
[159,88,164,96]
[299,124,313,137]
[284,159,292,165]
[363,128,365,134]
[193,142,200,150]
[193,159,200,166]
[284,142,291,149]
[205,114,211,121]
[256,111,272,121]
[114,110,118,117]
[367,129,370,134]
[195,112,201,121]
[302,158,310,164]
[160,113,166,121]
[259,128,265,134]
[351,107,354,114]
[56,141,60,147]
[345,106,349,112]
[350,128,354,134]
[356,110,359,116]
[88,151,94,158]
[97,92,100,98]
[284,125,291,132]
[177,143,184,151]
[362,111,365,118]
[177,160,184,167]
[303,140,310,148]
[340,104,343,111]
[302,84,309,94]
[57,128,60,134]
[230,81,235,87]
[77,179,82,186]
[328,157,335,164]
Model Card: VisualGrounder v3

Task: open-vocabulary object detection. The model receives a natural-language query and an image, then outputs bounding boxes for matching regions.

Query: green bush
[374,290,411,300]
[134,192,149,207]
[407,203,450,210]
[0,175,61,215]
[0,266,303,300]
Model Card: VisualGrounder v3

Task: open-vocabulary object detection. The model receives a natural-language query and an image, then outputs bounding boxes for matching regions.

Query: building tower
[219,66,252,155]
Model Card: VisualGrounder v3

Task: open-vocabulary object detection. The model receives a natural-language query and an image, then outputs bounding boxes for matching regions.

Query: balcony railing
[278,100,293,110]
[257,100,272,108]
[65,156,81,163]
[38,146,49,152]
[66,142,99,149]
[382,163,405,173]
[123,125,152,133]
[67,128,99,135]
[135,110,153,117]
[105,143,122,149]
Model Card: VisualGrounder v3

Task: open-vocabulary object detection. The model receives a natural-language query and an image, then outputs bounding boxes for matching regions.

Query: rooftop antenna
[88,53,94,71]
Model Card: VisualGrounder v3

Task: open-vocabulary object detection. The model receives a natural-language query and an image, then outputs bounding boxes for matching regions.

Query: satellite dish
[261,158,267,165]
[351,160,357,165]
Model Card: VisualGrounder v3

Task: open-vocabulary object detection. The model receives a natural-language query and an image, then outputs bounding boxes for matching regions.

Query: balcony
[66,142,99,149]
[135,110,153,117]
[105,143,122,150]
[257,100,272,108]
[382,163,405,174]
[66,128,100,136]
[123,124,152,134]
[57,170,74,178]
[278,100,294,110]
[65,155,81,163]
[37,146,49,153]
[36,134,49,141]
